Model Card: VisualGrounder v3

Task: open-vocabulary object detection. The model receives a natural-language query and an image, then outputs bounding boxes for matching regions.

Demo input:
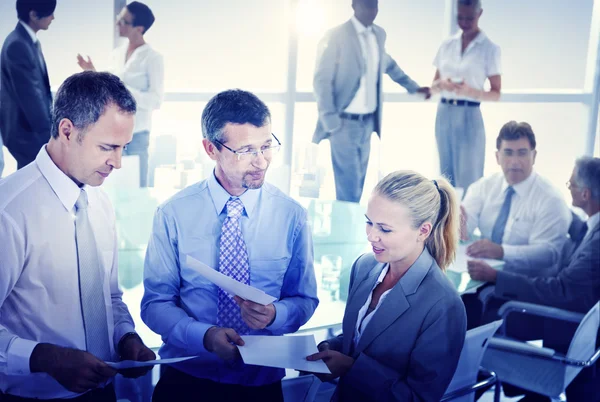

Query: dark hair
[201,89,271,148]
[17,0,56,23]
[458,0,482,10]
[126,1,155,34]
[574,157,600,203]
[496,121,537,150]
[51,71,136,139]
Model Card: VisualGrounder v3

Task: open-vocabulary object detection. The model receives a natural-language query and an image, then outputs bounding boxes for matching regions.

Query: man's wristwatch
[118,332,140,358]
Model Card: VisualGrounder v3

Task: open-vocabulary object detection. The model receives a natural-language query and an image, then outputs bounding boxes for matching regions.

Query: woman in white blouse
[307,171,467,402]
[431,0,501,191]
[77,2,164,188]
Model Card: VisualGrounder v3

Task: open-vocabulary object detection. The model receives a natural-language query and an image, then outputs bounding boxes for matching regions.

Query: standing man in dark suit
[313,0,430,203]
[0,0,55,169]
[468,156,600,401]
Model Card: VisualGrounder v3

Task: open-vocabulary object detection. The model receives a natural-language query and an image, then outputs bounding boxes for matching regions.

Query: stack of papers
[238,334,330,374]
[186,255,277,305]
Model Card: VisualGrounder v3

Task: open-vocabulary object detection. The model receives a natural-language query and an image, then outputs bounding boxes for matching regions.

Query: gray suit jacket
[327,250,467,402]
[495,222,600,314]
[312,20,420,144]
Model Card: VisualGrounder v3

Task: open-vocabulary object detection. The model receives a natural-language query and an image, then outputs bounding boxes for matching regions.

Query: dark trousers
[0,384,115,402]
[153,367,284,402]
[123,130,150,187]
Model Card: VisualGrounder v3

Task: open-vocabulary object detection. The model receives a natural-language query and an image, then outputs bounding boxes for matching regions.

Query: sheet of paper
[186,255,277,306]
[107,356,197,370]
[237,335,331,374]
[447,244,505,273]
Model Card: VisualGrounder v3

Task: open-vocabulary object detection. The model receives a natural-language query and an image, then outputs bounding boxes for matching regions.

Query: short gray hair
[458,0,482,11]
[574,157,600,203]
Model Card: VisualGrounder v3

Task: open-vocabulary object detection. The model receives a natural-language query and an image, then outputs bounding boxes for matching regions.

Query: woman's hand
[306,349,354,381]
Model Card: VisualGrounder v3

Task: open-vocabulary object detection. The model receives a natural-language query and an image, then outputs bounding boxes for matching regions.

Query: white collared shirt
[0,147,135,399]
[583,212,599,243]
[462,171,572,274]
[109,43,164,133]
[344,16,380,114]
[433,31,501,102]
[18,20,36,43]
[353,264,392,347]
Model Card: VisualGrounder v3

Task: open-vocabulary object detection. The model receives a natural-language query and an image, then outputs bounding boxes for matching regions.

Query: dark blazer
[495,222,600,314]
[0,23,52,167]
[312,20,420,144]
[326,250,467,402]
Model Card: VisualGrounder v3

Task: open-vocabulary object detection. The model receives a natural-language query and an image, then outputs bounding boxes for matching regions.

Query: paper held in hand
[237,334,331,374]
[185,255,277,305]
[107,356,197,370]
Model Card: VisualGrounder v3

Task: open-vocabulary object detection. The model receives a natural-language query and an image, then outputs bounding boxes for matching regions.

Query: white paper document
[107,356,197,370]
[447,244,505,273]
[186,255,277,306]
[237,335,331,374]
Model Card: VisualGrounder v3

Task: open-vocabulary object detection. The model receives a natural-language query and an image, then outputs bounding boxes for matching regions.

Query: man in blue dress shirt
[142,89,319,402]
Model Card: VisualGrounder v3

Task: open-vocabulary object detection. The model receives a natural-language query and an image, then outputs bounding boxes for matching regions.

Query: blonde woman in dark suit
[307,171,467,401]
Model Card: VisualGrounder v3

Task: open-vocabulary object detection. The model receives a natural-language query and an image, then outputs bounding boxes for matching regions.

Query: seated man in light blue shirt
[141,89,319,402]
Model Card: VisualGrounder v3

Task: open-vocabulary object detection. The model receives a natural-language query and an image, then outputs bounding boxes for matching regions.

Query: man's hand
[416,87,431,100]
[467,260,498,283]
[76,54,96,71]
[203,326,244,361]
[30,343,117,394]
[118,333,156,378]
[234,296,276,330]
[306,349,354,382]
[466,239,504,259]
[459,205,469,241]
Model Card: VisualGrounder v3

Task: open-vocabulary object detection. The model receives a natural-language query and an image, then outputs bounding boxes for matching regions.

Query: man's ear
[57,119,75,142]
[202,138,218,161]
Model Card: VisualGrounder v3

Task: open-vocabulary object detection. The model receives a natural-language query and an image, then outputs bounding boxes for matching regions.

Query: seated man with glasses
[460,121,571,328]
[141,89,318,402]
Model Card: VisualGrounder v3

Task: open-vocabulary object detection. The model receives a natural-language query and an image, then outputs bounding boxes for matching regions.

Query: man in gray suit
[468,156,600,401]
[313,0,430,203]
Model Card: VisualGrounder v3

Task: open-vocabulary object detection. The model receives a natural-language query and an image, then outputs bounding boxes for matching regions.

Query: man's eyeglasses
[214,133,281,161]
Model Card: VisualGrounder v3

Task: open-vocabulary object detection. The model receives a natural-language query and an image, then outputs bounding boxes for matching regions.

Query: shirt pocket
[249,257,289,300]
[506,216,533,244]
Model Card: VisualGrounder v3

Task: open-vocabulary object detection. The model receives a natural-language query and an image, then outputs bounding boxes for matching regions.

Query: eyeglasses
[214,133,281,161]
[116,17,133,26]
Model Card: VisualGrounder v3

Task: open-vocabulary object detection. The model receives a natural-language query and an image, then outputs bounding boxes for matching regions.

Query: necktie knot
[76,190,89,212]
[226,198,244,219]
[506,186,515,196]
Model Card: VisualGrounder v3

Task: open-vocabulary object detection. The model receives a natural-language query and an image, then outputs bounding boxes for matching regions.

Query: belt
[441,98,480,107]
[340,112,374,121]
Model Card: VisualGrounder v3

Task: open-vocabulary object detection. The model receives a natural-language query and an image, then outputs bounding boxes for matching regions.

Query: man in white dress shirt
[77,2,164,188]
[313,0,430,203]
[460,121,571,329]
[0,72,155,401]
[461,121,571,273]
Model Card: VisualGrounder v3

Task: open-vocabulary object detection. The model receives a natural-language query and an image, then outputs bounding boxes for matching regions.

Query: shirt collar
[207,170,260,218]
[350,16,373,35]
[501,171,537,197]
[35,146,89,212]
[19,20,37,43]
[586,211,600,232]
[452,30,487,45]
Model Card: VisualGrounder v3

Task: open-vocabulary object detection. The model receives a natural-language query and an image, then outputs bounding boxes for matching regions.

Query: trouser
[123,130,150,187]
[328,115,375,203]
[435,102,485,191]
[0,384,116,402]
[152,366,284,402]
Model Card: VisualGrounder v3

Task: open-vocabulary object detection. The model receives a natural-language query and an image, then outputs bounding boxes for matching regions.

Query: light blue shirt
[141,172,318,385]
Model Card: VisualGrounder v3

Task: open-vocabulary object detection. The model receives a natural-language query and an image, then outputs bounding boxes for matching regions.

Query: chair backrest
[282,374,322,402]
[564,302,600,388]
[443,320,503,402]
